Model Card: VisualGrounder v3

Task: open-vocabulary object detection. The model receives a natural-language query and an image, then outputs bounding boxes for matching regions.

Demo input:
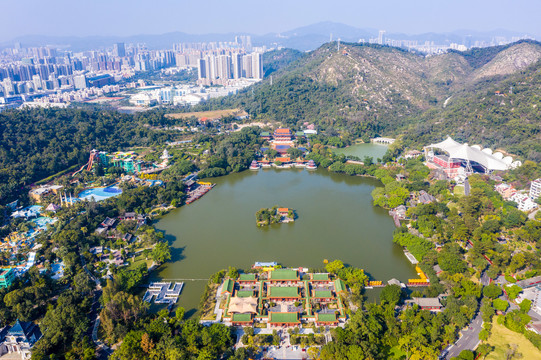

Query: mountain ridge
[199,40,541,159]
[1,21,536,52]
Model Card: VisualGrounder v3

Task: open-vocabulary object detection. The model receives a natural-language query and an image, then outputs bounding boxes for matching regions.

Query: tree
[287,147,303,159]
[175,307,185,322]
[504,343,522,359]
[457,349,475,360]
[483,284,503,299]
[151,242,171,265]
[244,327,254,336]
[476,343,494,358]
[493,299,509,312]
[506,285,522,300]
[519,299,531,313]
[380,285,403,305]
[325,260,344,273]
[227,267,239,279]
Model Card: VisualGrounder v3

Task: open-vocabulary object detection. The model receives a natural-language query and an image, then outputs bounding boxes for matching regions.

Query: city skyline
[1,0,540,42]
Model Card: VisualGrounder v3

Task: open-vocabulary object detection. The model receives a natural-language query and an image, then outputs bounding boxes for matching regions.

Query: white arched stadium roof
[426,137,510,171]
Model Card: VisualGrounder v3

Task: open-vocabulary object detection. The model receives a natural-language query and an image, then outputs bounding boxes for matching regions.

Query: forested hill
[0,108,175,204]
[198,40,541,157]
[401,60,541,161]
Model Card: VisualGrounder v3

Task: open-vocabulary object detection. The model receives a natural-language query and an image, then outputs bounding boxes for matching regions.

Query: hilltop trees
[0,108,178,203]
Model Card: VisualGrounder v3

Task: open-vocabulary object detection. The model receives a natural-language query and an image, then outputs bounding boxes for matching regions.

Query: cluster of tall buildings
[359,30,536,55]
[0,35,262,100]
[170,36,263,85]
[0,42,181,99]
[197,52,263,85]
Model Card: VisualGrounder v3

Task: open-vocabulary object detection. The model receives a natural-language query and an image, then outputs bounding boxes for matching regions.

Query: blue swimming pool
[78,186,123,202]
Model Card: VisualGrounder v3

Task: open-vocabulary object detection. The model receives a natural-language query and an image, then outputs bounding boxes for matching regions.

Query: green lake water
[332,143,389,160]
[153,167,416,316]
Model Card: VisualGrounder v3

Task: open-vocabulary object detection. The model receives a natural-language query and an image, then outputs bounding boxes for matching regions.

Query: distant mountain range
[1,21,537,52]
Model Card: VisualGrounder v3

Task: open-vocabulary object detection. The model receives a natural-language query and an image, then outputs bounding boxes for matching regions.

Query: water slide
[72,162,89,177]
[86,154,95,171]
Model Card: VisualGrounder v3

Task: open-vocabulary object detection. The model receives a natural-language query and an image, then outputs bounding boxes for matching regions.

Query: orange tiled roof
[275,157,291,162]
[278,208,289,213]
[275,128,291,134]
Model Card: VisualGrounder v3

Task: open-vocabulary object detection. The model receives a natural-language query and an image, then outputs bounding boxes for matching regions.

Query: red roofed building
[278,208,289,216]
[274,128,292,141]
[275,157,291,164]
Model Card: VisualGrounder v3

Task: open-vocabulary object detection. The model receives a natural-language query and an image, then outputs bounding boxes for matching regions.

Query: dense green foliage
[402,59,541,161]
[262,48,305,77]
[0,108,177,203]
[197,127,263,177]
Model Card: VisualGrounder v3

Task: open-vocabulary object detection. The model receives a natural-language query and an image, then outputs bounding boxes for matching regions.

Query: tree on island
[256,206,293,226]
[255,208,273,226]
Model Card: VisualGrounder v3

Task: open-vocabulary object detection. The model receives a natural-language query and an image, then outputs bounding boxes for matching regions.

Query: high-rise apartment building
[114,43,126,57]
[378,30,386,45]
[73,74,87,89]
[251,52,263,79]
[231,53,241,79]
[530,178,541,200]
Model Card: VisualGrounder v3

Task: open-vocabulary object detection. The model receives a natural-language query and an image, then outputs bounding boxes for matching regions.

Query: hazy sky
[1,0,540,41]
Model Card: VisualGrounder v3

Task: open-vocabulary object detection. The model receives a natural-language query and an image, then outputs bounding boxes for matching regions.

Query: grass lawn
[454,185,465,197]
[485,316,541,360]
[127,254,153,270]
[165,108,247,120]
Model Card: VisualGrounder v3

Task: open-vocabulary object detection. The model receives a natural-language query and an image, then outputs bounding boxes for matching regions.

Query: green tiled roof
[314,290,333,298]
[222,279,234,293]
[269,286,300,298]
[260,132,270,136]
[239,274,256,281]
[270,269,298,280]
[317,313,337,322]
[269,312,299,324]
[296,131,305,136]
[334,279,346,292]
[236,290,254,298]
[232,313,252,322]
[312,273,330,281]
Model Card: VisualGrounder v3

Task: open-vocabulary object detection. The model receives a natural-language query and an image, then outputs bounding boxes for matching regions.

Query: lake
[153,167,416,316]
[332,143,389,160]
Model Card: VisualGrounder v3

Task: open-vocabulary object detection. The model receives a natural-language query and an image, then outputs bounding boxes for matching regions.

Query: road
[445,312,483,359]
[444,272,489,359]
[80,252,111,358]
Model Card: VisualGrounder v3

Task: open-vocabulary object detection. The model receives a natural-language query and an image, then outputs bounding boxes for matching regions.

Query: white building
[0,320,42,360]
[530,178,541,200]
[511,192,539,212]
[173,93,206,106]
[129,93,157,107]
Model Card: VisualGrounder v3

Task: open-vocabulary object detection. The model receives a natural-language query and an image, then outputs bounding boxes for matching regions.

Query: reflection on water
[332,143,389,160]
[153,168,416,315]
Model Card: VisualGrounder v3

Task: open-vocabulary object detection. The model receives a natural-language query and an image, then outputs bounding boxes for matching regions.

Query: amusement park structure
[424,137,521,178]
[73,149,166,177]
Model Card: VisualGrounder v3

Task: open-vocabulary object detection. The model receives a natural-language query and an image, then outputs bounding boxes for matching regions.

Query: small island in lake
[255,206,296,227]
